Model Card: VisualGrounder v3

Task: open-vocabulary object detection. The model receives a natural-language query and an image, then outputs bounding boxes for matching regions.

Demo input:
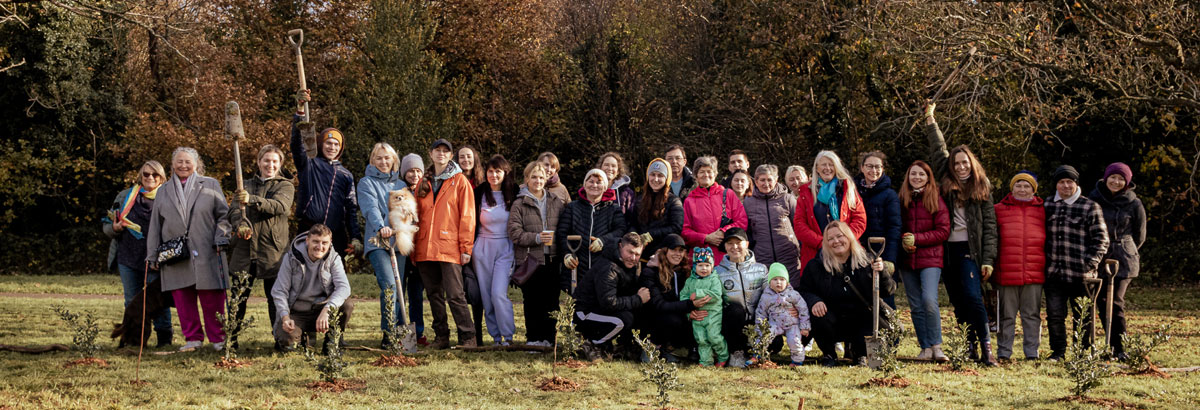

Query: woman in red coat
[992,171,1045,361]
[793,151,867,271]
[898,160,951,361]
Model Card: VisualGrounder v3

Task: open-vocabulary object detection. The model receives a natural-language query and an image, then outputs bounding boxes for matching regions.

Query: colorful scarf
[105,184,159,239]
[816,178,841,221]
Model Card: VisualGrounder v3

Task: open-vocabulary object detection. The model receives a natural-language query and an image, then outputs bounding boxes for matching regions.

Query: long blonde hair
[808,150,858,209]
[820,221,870,274]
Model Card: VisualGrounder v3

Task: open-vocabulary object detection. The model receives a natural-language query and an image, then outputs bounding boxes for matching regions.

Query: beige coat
[146,175,232,291]
[507,189,564,266]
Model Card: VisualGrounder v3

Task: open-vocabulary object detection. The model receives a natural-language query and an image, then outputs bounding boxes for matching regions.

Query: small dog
[387,187,419,256]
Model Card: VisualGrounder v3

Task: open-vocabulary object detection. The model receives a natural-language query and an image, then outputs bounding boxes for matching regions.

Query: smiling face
[861,156,883,185]
[620,243,644,268]
[754,173,776,195]
[321,137,341,160]
[907,165,928,191]
[953,152,972,180]
[600,156,620,182]
[725,237,747,261]
[172,152,196,179]
[307,233,333,261]
[1057,178,1077,199]
[527,171,546,194]
[695,166,716,187]
[457,148,475,171]
[648,171,667,191]
[430,146,452,168]
[694,262,713,277]
[371,150,394,174]
[815,156,836,182]
[584,174,607,199]
[139,164,164,190]
[486,166,505,189]
[728,154,748,173]
[404,167,423,186]
[824,227,851,258]
[1106,174,1127,193]
[786,169,807,193]
[665,148,686,179]
[666,247,686,265]
[540,159,558,178]
[1012,180,1035,200]
[258,152,281,179]
[731,173,750,195]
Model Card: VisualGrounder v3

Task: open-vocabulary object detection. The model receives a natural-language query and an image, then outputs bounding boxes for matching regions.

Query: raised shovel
[865,237,886,369]
[225,101,252,239]
[286,29,317,159]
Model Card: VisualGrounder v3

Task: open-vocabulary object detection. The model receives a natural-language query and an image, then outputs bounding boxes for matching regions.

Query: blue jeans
[118,263,171,332]
[368,249,407,334]
[942,242,989,345]
[901,267,943,348]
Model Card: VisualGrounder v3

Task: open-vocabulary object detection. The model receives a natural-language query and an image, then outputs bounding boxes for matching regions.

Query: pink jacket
[682,184,748,263]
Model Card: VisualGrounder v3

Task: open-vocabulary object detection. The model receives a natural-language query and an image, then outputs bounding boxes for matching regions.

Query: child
[679,247,728,366]
[754,263,811,366]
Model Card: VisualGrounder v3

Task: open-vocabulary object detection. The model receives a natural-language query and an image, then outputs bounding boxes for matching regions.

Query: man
[1044,165,1109,361]
[720,149,751,189]
[664,144,697,201]
[574,232,651,359]
[271,224,354,353]
[709,227,768,368]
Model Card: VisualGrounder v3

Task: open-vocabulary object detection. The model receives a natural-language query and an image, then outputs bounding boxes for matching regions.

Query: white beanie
[584,168,609,187]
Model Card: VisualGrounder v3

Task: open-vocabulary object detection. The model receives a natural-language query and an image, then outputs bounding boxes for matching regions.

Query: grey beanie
[401,153,425,174]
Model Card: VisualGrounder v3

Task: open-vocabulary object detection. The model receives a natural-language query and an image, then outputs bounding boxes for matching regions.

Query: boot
[979,341,998,367]
[968,340,980,362]
[156,329,173,348]
[931,344,949,362]
[916,348,933,361]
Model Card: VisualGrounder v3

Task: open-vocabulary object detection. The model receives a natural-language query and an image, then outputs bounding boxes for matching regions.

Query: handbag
[156,191,198,265]
[512,251,540,286]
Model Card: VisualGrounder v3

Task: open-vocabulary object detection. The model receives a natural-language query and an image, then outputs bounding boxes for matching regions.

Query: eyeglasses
[141,172,161,178]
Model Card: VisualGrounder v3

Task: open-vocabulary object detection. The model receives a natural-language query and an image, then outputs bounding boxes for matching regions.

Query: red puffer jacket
[993,194,1046,286]
[900,195,950,271]
[793,179,867,268]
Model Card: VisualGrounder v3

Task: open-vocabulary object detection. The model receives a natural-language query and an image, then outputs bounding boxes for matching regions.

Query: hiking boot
[821,354,838,367]
[156,330,173,348]
[430,337,451,350]
[931,344,949,362]
[458,338,478,349]
[916,348,933,361]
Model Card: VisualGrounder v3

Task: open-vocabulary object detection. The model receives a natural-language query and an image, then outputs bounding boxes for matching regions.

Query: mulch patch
[537,376,580,392]
[748,360,780,369]
[1058,395,1142,409]
[306,379,367,393]
[214,357,252,369]
[63,357,109,368]
[559,359,590,369]
[862,375,914,388]
[371,354,421,367]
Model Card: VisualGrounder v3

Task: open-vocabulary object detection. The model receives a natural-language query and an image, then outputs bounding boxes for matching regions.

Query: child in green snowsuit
[679,247,729,366]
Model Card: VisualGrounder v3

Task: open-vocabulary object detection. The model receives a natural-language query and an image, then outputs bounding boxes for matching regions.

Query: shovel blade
[400,324,418,355]
[298,121,318,159]
[865,336,884,370]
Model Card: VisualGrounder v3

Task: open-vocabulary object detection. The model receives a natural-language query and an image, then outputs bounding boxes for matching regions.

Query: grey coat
[146,175,232,291]
[743,184,802,276]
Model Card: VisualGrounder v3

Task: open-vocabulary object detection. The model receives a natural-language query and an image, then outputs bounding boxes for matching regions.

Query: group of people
[105,93,1144,368]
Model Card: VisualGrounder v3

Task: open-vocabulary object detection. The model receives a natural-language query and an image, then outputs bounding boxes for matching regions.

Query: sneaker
[212,342,225,352]
[804,339,815,353]
[821,354,838,367]
[1048,353,1065,362]
[790,360,804,367]
[916,348,933,361]
[179,340,203,352]
[417,335,430,347]
[745,355,759,367]
[501,339,512,347]
[715,361,727,368]
[729,351,747,368]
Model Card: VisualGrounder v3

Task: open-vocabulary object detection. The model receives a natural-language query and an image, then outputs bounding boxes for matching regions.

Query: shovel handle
[867,236,886,258]
[286,29,303,48]
[1104,259,1119,277]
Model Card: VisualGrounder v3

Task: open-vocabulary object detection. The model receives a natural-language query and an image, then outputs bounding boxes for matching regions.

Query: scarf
[171,174,199,221]
[1054,185,1082,205]
[816,178,841,221]
[106,184,159,239]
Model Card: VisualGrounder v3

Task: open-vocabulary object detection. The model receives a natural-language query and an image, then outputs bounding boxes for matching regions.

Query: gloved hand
[902,232,916,253]
[884,261,895,275]
[235,222,253,240]
[235,189,250,205]
[563,254,579,270]
[347,238,363,256]
[640,232,653,246]
[589,237,603,253]
[981,265,994,281]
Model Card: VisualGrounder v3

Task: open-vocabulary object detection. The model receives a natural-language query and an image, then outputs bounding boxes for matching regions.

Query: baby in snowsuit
[755,263,811,366]
[679,247,728,366]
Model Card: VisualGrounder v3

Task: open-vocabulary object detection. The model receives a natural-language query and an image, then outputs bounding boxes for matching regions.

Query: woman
[146,147,231,352]
[104,160,172,347]
[743,164,801,281]
[639,234,702,362]
[473,155,519,345]
[556,169,628,292]
[290,91,360,257]
[793,151,867,270]
[413,139,478,349]
[925,102,999,366]
[538,152,570,205]
[401,153,428,346]
[458,145,485,187]
[598,152,637,214]
[1087,162,1146,361]
[784,165,809,198]
[729,170,752,201]
[855,151,902,306]
[228,145,294,349]
[357,143,407,348]
[508,162,566,346]
[994,171,1046,361]
[681,156,748,263]
[898,160,950,361]
[630,158,685,260]
[798,221,892,367]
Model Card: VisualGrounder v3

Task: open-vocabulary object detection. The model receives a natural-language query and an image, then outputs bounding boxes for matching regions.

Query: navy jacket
[291,115,361,239]
[855,174,901,264]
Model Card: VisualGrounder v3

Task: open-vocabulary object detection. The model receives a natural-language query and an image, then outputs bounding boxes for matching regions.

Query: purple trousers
[173,287,227,343]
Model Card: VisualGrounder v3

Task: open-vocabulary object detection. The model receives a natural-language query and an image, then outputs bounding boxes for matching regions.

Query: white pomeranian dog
[387,187,419,256]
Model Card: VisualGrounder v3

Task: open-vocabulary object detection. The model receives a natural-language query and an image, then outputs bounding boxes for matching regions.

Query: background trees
[1,0,1195,281]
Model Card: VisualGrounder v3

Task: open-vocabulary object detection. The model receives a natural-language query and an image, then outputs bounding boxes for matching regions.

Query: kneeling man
[271,224,354,353]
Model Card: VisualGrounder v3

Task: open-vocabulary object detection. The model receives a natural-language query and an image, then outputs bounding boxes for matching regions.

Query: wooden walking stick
[225,101,252,240]
[286,29,317,158]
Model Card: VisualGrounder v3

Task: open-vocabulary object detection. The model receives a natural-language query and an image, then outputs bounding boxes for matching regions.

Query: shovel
[371,233,418,354]
[286,29,317,159]
[1102,259,1119,348]
[225,101,252,239]
[865,237,885,369]
[566,235,584,296]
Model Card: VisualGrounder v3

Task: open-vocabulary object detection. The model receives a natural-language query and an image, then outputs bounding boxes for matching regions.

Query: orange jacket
[413,172,476,264]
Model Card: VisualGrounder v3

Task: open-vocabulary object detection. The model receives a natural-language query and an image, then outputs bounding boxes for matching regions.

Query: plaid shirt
[1044,195,1109,280]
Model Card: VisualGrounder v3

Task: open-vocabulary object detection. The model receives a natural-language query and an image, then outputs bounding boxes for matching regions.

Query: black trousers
[721,303,751,352]
[1045,278,1093,356]
[1098,277,1132,355]
[232,264,277,345]
[520,257,561,343]
[810,303,872,359]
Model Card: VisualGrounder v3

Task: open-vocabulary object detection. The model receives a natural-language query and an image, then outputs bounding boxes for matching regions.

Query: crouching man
[271,224,354,353]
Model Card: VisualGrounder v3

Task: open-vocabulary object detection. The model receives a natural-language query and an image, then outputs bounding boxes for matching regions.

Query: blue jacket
[358,164,406,255]
[855,174,901,264]
[291,115,360,239]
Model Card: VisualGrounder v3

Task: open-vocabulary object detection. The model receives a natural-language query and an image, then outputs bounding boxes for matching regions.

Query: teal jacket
[679,272,724,313]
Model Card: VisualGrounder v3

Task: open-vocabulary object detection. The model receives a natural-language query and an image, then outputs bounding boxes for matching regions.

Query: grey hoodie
[271,232,352,319]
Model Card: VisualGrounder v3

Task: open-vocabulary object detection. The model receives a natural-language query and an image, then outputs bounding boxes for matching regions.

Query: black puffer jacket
[555,188,628,288]
[639,251,694,315]
[1088,181,1147,278]
[629,192,684,259]
[576,247,644,315]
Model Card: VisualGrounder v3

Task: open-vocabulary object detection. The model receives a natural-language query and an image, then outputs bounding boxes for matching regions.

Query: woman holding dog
[104,159,173,347]
[358,142,410,349]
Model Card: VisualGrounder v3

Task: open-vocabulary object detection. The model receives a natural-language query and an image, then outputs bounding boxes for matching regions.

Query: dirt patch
[1058,395,1142,409]
[748,360,780,370]
[306,379,367,393]
[371,354,420,367]
[862,375,913,388]
[938,364,980,376]
[558,359,590,369]
[63,357,109,368]
[214,357,252,369]
[537,376,580,392]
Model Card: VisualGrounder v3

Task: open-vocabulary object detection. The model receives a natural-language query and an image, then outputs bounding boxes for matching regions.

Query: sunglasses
[141,172,161,178]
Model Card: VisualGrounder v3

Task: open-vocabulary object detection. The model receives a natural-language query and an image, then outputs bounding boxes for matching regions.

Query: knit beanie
[1010,170,1038,192]
[319,128,344,159]
[584,168,609,188]
[1051,165,1079,183]
[767,263,789,284]
[401,153,425,174]
[692,247,714,266]
[646,158,672,187]
[1103,162,1133,186]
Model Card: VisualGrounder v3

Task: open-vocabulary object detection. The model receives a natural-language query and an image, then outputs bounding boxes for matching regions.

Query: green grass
[0,276,1197,409]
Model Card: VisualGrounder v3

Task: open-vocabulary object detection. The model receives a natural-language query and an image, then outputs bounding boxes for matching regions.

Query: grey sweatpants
[997,284,1042,359]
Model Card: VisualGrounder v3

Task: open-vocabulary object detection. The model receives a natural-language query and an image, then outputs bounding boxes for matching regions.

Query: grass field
[0,274,1197,409]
